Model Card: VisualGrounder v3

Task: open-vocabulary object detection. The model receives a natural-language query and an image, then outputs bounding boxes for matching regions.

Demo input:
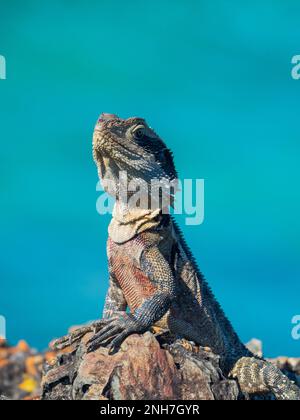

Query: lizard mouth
[94,125,147,162]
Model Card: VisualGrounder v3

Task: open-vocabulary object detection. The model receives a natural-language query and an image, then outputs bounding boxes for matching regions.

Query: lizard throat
[108,202,163,244]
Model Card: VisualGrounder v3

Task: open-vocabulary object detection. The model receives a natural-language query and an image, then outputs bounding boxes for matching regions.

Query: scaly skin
[53,113,300,400]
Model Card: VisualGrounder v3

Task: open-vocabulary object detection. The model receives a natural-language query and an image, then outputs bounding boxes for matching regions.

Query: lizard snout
[98,113,119,122]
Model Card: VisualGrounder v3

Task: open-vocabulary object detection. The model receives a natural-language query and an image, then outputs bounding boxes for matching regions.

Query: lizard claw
[87,313,144,353]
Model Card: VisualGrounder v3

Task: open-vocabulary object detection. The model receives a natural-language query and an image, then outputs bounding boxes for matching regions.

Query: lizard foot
[87,313,145,353]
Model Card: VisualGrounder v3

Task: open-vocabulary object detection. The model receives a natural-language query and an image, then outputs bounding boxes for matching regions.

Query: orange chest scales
[107,236,157,312]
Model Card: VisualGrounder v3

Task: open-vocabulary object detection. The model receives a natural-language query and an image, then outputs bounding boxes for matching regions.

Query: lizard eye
[132,125,145,140]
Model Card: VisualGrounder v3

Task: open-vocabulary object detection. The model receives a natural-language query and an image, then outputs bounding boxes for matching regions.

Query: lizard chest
[107,236,156,312]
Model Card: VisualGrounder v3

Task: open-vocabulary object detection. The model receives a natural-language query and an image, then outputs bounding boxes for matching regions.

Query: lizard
[53,113,300,400]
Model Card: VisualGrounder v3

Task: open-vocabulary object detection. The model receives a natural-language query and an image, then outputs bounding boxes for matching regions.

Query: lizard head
[93,113,178,205]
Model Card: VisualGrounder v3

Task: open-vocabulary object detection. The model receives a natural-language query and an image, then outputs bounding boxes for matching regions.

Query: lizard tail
[229,357,300,400]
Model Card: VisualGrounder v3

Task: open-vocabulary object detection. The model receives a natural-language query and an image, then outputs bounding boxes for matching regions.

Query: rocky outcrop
[0,338,70,400]
[0,334,299,400]
[0,339,45,400]
[42,332,239,400]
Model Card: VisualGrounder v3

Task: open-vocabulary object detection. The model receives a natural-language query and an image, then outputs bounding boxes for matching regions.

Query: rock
[0,339,71,400]
[43,332,181,400]
[167,341,239,400]
[1,332,299,400]
[267,356,300,375]
[246,338,263,358]
[107,333,180,400]
[0,340,42,400]
[41,332,240,400]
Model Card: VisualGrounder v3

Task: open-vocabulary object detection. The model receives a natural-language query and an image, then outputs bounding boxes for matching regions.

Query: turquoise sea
[0,1,299,356]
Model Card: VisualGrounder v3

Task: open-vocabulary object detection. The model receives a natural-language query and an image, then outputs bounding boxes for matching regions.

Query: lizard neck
[108,200,168,244]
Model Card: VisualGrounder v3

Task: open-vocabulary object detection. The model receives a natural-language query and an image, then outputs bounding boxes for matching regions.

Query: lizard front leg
[87,246,177,352]
[102,273,128,319]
